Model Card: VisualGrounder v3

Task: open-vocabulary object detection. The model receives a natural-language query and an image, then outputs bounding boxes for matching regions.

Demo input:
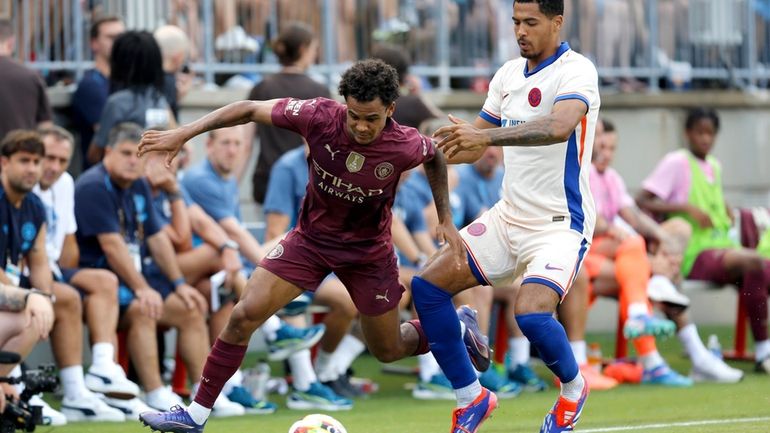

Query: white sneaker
[647,275,690,307]
[210,394,246,418]
[215,26,258,52]
[145,386,185,411]
[691,353,744,383]
[86,362,141,398]
[103,396,154,420]
[28,394,67,426]
[60,391,125,422]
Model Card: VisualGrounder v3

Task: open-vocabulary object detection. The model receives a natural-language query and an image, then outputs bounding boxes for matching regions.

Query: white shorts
[460,204,590,298]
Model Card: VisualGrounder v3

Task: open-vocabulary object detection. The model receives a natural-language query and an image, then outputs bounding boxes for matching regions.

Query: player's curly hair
[338,59,400,107]
[515,0,563,17]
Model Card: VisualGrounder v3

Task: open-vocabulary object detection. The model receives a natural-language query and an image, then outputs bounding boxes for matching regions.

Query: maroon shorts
[687,249,734,284]
[260,230,404,316]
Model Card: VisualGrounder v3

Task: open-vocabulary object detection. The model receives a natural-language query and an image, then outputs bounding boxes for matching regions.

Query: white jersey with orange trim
[479,42,599,239]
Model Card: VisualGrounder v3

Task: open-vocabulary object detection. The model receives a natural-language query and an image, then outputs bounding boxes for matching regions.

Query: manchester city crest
[345,152,365,173]
[375,162,394,180]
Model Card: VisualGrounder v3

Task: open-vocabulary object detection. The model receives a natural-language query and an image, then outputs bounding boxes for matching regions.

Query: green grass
[44,325,769,433]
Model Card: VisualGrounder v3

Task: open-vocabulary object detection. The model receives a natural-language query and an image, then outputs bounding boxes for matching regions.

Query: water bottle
[587,343,603,372]
[707,335,723,359]
[243,362,271,400]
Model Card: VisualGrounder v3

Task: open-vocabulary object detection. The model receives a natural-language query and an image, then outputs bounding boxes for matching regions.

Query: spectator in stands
[637,107,770,374]
[242,22,330,203]
[74,123,231,414]
[589,118,741,383]
[154,25,194,123]
[33,126,155,418]
[371,44,441,129]
[86,31,172,165]
[0,19,53,140]
[0,130,125,423]
[71,16,124,171]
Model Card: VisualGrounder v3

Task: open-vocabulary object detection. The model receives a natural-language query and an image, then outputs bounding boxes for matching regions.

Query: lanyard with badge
[4,203,24,287]
[109,176,145,273]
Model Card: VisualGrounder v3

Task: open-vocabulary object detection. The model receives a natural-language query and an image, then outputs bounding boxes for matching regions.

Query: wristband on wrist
[167,190,183,202]
[172,277,186,289]
[26,288,56,304]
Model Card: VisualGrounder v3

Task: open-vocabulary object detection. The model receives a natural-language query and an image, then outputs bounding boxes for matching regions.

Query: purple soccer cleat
[457,305,492,372]
[139,405,205,433]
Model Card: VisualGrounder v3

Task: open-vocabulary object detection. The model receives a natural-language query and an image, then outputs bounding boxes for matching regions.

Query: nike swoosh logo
[545,263,564,271]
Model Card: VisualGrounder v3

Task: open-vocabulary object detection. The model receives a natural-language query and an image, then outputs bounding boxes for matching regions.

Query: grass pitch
[44,325,769,432]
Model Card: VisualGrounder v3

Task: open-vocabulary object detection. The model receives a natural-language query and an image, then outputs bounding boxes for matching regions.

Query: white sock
[755,340,770,361]
[222,369,243,396]
[60,365,88,400]
[10,365,22,394]
[261,315,281,341]
[455,380,482,408]
[288,349,316,392]
[640,350,665,371]
[315,350,338,382]
[570,340,588,366]
[677,324,710,365]
[508,337,530,367]
[188,402,211,425]
[91,342,115,368]
[560,373,585,401]
[418,353,441,382]
[627,302,649,318]
[331,335,366,377]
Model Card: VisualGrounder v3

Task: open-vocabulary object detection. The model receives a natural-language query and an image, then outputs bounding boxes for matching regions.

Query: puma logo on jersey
[324,144,340,160]
[375,290,390,302]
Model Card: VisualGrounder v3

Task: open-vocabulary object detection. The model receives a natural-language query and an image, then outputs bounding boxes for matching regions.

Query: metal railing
[4,0,769,91]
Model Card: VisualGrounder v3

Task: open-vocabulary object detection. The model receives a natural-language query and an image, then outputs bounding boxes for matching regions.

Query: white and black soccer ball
[287,414,347,433]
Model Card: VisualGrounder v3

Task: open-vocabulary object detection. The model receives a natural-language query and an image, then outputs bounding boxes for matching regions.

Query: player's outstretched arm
[138,99,282,165]
[486,99,586,147]
[423,150,465,267]
[434,100,588,159]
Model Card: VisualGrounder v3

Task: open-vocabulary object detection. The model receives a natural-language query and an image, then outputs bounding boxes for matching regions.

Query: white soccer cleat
[103,396,155,420]
[29,394,68,426]
[145,386,185,412]
[690,353,744,383]
[85,362,141,398]
[60,391,126,422]
[210,393,246,417]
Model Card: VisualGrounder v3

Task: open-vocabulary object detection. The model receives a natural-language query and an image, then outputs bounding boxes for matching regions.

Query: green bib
[674,150,737,276]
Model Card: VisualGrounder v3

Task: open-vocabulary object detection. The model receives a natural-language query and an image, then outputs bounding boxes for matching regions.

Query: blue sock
[411,276,477,389]
[516,312,579,383]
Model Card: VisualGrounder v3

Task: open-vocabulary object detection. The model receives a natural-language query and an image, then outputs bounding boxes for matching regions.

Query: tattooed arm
[423,150,464,265]
[0,284,29,312]
[434,99,588,158]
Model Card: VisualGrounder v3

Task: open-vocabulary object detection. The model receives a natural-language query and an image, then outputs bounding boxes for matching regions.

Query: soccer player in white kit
[411,1,599,432]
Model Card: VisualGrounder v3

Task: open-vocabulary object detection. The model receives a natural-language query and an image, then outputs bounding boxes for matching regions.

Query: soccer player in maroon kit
[138,59,492,432]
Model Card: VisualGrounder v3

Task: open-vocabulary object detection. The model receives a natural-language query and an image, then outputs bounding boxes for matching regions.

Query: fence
[2,0,769,91]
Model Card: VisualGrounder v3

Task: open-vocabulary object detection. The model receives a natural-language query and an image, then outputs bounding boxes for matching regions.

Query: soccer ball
[287,414,347,433]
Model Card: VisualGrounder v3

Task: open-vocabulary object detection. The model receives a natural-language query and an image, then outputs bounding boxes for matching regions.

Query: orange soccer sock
[615,236,652,319]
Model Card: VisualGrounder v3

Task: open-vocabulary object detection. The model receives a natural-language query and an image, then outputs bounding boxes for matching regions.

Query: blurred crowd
[2,0,770,91]
[1,3,770,428]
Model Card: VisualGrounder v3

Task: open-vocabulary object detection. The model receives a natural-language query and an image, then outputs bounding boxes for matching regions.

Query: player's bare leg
[359,307,423,363]
[140,267,304,432]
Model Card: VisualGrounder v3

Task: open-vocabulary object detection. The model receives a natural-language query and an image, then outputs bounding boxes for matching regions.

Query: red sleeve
[408,134,436,170]
[270,97,334,137]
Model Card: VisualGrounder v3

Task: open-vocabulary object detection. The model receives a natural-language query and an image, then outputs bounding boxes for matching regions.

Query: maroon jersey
[271,97,435,258]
